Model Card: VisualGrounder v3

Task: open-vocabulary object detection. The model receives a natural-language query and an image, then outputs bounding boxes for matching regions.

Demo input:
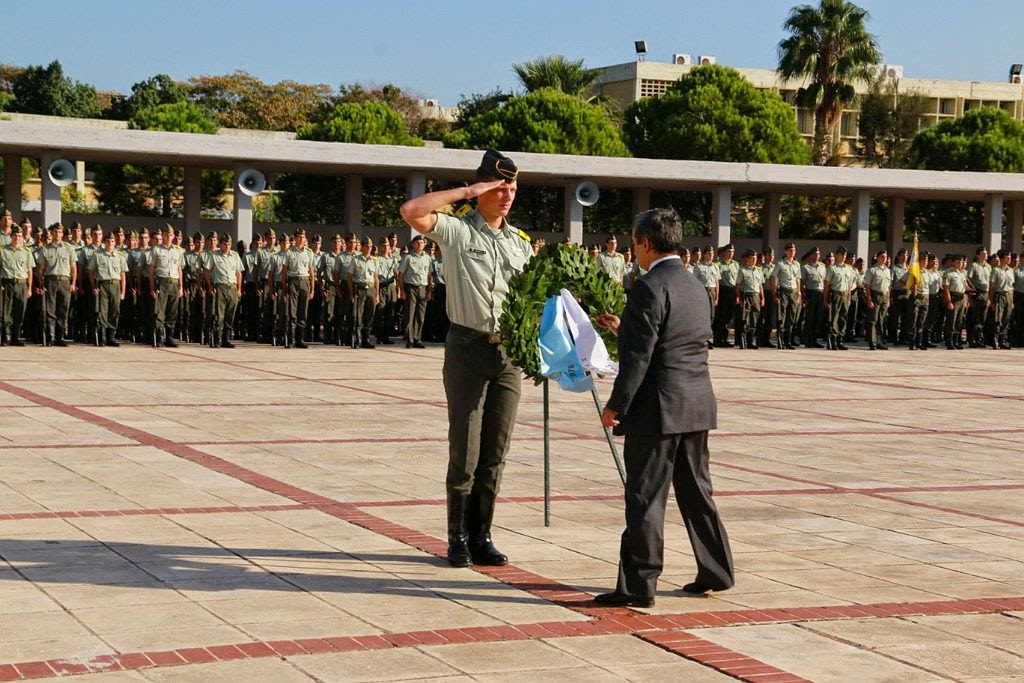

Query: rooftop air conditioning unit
[698,55,716,66]
[1013,74,1023,84]
[673,53,693,66]
[424,98,440,107]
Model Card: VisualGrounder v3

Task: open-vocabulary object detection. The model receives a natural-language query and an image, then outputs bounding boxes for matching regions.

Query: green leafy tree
[855,79,929,168]
[9,60,101,118]
[107,74,188,120]
[445,87,629,232]
[276,101,423,226]
[334,83,426,135]
[778,0,881,164]
[187,70,334,131]
[904,108,1024,242]
[94,102,227,217]
[512,55,601,98]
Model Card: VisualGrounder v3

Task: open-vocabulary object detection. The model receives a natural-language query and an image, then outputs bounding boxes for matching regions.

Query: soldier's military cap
[378,236,389,245]
[70,221,82,230]
[140,227,150,236]
[220,232,232,242]
[190,231,201,240]
[388,231,398,239]
[345,233,358,241]
[51,222,64,231]
[130,230,139,238]
[361,236,373,245]
[103,231,116,241]
[476,148,518,182]
[264,228,276,238]
[174,229,183,238]
[332,233,342,241]
[295,228,306,237]
[835,245,847,254]
[410,234,424,243]
[311,233,321,242]
[742,249,757,258]
[38,227,49,238]
[2,209,10,217]
[162,223,174,233]
[116,226,126,235]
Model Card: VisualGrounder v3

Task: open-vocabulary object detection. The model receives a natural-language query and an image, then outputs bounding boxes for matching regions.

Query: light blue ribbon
[538,294,593,392]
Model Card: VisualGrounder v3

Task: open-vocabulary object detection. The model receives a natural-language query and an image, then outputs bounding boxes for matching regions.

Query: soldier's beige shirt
[430,210,532,335]
[595,251,626,284]
[771,259,801,289]
[348,253,378,285]
[0,243,35,279]
[89,248,128,281]
[37,242,76,277]
[825,263,855,292]
[208,249,244,285]
[398,251,432,286]
[151,244,184,279]
[283,246,315,279]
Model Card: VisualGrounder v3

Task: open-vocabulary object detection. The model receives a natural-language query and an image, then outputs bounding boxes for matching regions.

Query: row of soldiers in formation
[0,213,450,349]
[579,234,1024,351]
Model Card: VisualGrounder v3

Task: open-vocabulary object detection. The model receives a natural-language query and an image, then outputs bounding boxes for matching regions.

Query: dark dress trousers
[605,257,734,598]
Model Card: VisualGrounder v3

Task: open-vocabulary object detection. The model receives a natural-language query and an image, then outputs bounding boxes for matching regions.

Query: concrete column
[1008,201,1024,254]
[231,167,254,246]
[183,166,201,236]
[74,160,86,195]
[3,154,21,219]
[983,193,1004,253]
[39,154,62,229]
[564,183,583,244]
[632,188,650,218]
[405,172,426,240]
[851,190,871,260]
[886,197,905,257]
[710,186,731,247]
[345,175,363,234]
[763,193,781,252]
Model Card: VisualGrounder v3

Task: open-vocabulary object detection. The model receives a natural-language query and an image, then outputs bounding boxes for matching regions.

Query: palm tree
[778,0,881,164]
[512,55,601,99]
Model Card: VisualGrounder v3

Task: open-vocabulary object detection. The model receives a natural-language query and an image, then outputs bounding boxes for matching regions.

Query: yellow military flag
[906,233,922,292]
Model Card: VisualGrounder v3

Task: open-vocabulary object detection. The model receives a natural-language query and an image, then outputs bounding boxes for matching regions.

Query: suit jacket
[605,258,717,436]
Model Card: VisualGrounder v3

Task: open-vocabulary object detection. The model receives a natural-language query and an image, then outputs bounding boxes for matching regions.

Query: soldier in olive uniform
[76,225,103,345]
[240,233,262,341]
[966,246,992,347]
[887,248,910,345]
[256,229,277,343]
[989,249,1014,349]
[150,225,184,347]
[771,243,801,349]
[800,247,827,348]
[1012,254,1024,347]
[198,232,220,345]
[332,234,358,346]
[135,228,156,344]
[427,243,449,342]
[305,234,324,342]
[320,234,343,344]
[944,254,970,349]
[735,249,765,349]
[282,228,316,349]
[347,236,379,349]
[400,149,532,568]
[375,237,399,344]
[823,245,854,350]
[88,232,128,347]
[397,234,433,348]
[0,228,34,346]
[714,245,739,347]
[595,235,627,287]
[267,233,291,346]
[693,246,720,349]
[757,248,776,348]
[35,223,77,346]
[179,234,202,343]
[26,227,48,344]
[909,253,937,350]
[206,233,244,348]
[862,249,892,351]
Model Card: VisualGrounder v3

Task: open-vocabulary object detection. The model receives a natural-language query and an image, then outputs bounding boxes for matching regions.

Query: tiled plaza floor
[0,341,1022,681]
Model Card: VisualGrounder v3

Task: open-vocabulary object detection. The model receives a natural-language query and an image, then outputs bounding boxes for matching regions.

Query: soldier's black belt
[949,292,965,300]
[99,279,120,284]
[778,287,795,293]
[215,282,234,288]
[2,278,27,283]
[353,283,372,289]
[45,275,70,281]
[158,277,179,283]
[971,289,988,295]
[288,276,310,281]
[452,323,502,344]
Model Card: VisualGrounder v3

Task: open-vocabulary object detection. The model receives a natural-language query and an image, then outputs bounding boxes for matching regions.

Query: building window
[939,99,955,115]
[840,112,857,137]
[639,79,672,99]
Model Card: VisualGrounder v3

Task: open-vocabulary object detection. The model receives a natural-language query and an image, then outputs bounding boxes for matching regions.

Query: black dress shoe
[593,592,655,608]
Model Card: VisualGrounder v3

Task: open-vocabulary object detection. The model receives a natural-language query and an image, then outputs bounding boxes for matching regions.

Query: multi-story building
[593,56,1024,164]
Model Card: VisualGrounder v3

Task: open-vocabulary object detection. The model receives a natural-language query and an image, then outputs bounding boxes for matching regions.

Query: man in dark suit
[593,208,734,608]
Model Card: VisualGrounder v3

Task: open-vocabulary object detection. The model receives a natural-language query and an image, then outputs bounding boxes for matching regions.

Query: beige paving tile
[288,648,462,681]
[879,641,1024,678]
[143,658,316,682]
[543,634,690,666]
[602,661,739,682]
[420,639,589,674]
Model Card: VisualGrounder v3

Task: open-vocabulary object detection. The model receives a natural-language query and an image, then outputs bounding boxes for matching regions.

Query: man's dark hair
[633,209,682,254]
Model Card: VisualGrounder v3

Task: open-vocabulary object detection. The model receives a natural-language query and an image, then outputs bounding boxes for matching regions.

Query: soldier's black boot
[221,330,235,349]
[446,493,472,568]
[164,326,178,348]
[466,490,508,566]
[917,333,927,351]
[44,325,53,347]
[54,325,68,347]
[747,332,758,350]
[285,328,293,349]
[0,326,7,346]
[105,329,120,347]
[360,332,375,349]
[294,326,307,349]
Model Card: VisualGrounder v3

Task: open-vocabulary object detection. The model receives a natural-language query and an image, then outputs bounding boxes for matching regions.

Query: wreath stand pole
[543,379,551,527]
[590,385,626,486]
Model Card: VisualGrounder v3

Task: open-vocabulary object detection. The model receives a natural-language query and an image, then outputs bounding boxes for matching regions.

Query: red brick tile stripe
[0,597,1022,681]
[0,504,306,522]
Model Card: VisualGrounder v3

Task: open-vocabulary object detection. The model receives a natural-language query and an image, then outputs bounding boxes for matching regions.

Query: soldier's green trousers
[777,287,799,341]
[154,277,180,332]
[1,279,28,339]
[404,284,428,345]
[96,280,122,332]
[213,283,239,337]
[353,284,376,339]
[909,294,929,342]
[945,293,967,346]
[992,291,1012,346]
[288,277,311,331]
[866,290,888,346]
[828,290,850,339]
[44,276,72,334]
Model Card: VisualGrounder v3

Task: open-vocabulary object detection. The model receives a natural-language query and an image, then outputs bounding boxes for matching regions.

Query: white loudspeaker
[237,169,266,197]
[47,159,75,187]
[575,181,600,207]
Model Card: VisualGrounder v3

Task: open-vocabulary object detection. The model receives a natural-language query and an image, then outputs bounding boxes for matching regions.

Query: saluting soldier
[863,249,892,351]
[735,249,765,349]
[320,234,343,345]
[375,237,399,344]
[800,247,827,348]
[823,245,854,350]
[89,231,128,347]
[397,234,433,348]
[771,242,801,349]
[206,232,244,348]
[348,236,379,349]
[332,234,358,346]
[150,224,184,347]
[966,246,992,348]
[714,244,739,347]
[35,223,77,346]
[282,228,316,349]
[989,249,1014,349]
[693,245,720,349]
[595,235,627,287]
[0,228,35,346]
[944,254,970,349]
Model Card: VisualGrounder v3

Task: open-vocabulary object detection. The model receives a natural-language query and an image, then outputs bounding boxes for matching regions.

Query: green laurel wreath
[500,244,626,384]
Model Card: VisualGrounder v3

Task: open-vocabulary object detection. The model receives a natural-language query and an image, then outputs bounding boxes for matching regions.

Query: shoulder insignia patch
[515,229,530,242]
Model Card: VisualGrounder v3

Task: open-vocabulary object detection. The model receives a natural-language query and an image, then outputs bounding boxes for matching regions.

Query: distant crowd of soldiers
[0,212,449,349]
[584,233,1024,351]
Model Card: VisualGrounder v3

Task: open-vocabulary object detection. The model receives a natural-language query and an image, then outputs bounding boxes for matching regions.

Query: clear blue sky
[7,0,1024,105]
